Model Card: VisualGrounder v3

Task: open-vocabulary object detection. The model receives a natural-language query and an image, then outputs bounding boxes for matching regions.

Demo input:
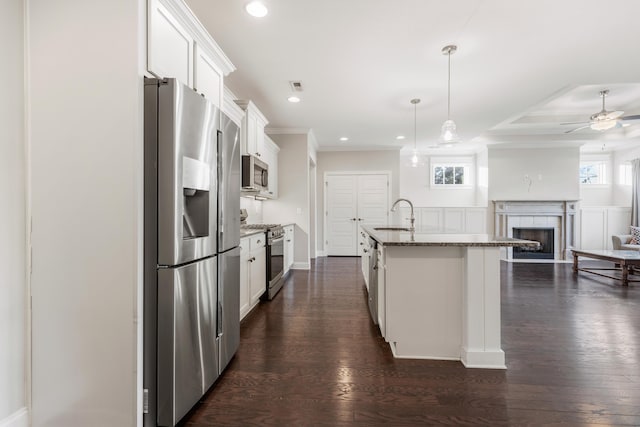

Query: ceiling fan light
[440,119,460,143]
[590,120,617,131]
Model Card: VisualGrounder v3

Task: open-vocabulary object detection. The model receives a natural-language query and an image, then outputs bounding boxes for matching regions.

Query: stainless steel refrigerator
[143,78,240,427]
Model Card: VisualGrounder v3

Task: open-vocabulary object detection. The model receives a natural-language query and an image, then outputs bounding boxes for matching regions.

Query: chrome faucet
[390,198,415,231]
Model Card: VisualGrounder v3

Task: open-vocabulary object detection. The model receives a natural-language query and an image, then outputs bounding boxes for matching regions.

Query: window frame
[429,156,473,189]
[579,159,608,186]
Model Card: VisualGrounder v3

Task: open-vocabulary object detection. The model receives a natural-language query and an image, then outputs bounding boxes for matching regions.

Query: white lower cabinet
[377,244,386,340]
[283,225,295,275]
[249,238,267,304]
[240,233,266,320]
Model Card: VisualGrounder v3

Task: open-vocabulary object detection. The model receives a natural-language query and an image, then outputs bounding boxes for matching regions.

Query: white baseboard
[292,261,310,270]
[460,348,506,369]
[316,250,327,257]
[0,408,28,427]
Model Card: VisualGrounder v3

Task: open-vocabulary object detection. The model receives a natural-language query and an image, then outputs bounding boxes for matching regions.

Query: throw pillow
[630,226,640,244]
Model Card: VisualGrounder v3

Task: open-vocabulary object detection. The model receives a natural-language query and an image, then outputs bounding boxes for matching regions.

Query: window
[619,164,632,186]
[579,161,606,185]
[432,164,470,186]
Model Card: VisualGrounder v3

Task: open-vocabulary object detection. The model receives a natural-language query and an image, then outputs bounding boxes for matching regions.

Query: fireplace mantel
[493,200,578,260]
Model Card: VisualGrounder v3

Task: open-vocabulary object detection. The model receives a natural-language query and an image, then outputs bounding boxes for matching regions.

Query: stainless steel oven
[266,228,285,300]
[240,222,286,300]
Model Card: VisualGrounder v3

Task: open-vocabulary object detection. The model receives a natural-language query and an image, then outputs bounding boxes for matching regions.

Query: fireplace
[493,201,577,260]
[513,228,554,259]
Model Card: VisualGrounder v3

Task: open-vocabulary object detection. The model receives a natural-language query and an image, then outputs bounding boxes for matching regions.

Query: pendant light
[410,98,420,167]
[440,45,460,144]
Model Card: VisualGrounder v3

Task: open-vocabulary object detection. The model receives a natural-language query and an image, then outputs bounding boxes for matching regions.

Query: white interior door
[357,174,389,227]
[326,174,389,256]
[326,175,358,255]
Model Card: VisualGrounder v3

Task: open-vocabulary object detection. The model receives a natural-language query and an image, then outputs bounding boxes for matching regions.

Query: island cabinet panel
[461,247,504,368]
[385,246,463,359]
[376,244,387,339]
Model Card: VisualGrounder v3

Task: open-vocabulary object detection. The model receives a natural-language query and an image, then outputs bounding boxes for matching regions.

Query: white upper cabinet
[148,0,193,87]
[194,45,223,108]
[235,100,268,158]
[147,0,235,108]
[262,135,279,199]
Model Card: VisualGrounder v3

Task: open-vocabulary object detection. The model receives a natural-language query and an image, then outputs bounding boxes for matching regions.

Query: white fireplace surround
[493,200,578,261]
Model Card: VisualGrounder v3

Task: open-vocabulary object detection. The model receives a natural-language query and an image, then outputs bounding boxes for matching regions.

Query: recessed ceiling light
[339,137,349,142]
[245,1,268,17]
[287,96,300,103]
[396,135,405,140]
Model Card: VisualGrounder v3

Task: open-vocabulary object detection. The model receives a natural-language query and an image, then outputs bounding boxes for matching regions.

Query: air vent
[289,81,303,92]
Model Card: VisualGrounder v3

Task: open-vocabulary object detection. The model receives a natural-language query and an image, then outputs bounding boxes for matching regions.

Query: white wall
[28,1,143,426]
[475,148,489,206]
[399,153,477,207]
[579,153,613,206]
[0,0,27,425]
[263,134,311,268]
[488,147,581,201]
[612,144,640,207]
[316,150,400,253]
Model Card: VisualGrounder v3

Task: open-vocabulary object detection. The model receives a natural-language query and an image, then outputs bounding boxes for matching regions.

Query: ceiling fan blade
[605,110,624,120]
[565,125,591,134]
[621,114,640,121]
[560,121,590,125]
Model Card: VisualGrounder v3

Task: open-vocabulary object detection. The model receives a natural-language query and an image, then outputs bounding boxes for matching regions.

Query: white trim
[222,86,245,126]
[316,250,327,257]
[292,262,310,270]
[156,0,235,75]
[266,127,312,135]
[460,349,506,369]
[0,408,28,427]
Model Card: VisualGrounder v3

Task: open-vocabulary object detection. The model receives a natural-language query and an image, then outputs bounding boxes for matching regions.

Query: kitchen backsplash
[240,197,263,223]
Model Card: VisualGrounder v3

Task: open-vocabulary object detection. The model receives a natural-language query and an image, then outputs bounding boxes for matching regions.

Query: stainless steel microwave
[241,155,268,191]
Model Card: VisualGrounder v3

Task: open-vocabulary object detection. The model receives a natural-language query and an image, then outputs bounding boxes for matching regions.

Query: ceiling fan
[562,89,640,133]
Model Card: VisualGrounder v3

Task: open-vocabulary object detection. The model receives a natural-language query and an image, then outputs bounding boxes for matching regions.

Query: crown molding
[158,0,235,76]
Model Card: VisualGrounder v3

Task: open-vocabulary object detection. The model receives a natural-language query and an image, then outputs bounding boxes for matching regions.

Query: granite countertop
[362,226,539,248]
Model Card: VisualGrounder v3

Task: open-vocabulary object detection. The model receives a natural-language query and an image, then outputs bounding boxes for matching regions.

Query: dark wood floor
[181,258,640,426]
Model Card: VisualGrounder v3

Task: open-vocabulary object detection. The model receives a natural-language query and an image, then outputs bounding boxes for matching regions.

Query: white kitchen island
[362,227,537,369]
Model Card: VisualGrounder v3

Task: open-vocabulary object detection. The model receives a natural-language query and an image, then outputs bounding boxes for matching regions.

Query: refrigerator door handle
[217,300,223,338]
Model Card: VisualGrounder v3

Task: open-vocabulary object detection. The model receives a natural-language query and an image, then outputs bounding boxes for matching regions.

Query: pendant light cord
[447,51,451,120]
[413,102,418,151]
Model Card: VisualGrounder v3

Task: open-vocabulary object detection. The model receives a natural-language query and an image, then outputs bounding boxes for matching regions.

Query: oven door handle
[269,236,284,244]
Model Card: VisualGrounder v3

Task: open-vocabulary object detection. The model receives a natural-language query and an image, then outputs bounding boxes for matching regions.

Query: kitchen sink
[373,226,412,231]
